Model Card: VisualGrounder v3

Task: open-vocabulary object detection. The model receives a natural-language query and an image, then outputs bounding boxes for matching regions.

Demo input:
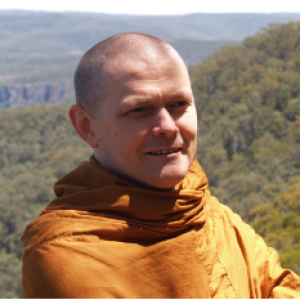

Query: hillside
[0,104,91,298]
[1,21,300,297]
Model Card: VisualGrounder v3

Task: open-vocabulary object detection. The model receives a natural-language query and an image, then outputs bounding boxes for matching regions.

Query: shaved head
[74,33,185,116]
[69,32,196,189]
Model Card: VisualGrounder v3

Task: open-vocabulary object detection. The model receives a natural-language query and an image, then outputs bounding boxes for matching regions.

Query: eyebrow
[121,97,154,107]
[167,91,193,99]
[124,89,192,102]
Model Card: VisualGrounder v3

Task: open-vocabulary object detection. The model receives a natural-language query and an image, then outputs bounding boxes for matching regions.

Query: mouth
[147,148,181,155]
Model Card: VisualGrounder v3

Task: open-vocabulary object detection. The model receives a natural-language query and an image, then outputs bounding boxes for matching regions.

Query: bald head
[74,33,186,116]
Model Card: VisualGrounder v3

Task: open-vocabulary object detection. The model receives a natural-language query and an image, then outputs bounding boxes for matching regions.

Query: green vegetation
[0,104,92,297]
[1,21,300,297]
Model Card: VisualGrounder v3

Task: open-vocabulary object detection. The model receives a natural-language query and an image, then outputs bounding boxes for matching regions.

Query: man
[21,33,300,298]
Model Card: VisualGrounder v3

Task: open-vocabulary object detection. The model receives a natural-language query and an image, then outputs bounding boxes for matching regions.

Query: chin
[146,167,189,189]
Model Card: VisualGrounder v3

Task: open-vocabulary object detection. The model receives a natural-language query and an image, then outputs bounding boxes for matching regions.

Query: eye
[127,106,151,117]
[172,101,188,108]
[131,106,147,113]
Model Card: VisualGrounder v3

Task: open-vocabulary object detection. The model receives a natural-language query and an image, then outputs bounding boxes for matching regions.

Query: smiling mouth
[147,148,181,155]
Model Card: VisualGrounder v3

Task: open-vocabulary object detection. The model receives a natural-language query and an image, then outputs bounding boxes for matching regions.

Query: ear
[68,104,99,148]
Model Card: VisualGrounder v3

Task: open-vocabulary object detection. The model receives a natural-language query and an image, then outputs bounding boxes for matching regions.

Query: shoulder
[205,195,300,298]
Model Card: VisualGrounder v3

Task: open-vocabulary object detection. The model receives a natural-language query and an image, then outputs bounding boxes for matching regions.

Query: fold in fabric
[43,157,209,239]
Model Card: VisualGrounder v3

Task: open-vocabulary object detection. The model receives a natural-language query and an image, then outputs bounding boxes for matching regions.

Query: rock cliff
[0,82,74,108]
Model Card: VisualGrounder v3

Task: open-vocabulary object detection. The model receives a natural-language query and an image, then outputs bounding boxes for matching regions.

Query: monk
[21,33,300,298]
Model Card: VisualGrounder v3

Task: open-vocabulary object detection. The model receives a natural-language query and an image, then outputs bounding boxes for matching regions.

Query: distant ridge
[1,11,300,45]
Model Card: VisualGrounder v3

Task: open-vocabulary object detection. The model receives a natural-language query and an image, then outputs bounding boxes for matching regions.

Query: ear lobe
[68,104,99,148]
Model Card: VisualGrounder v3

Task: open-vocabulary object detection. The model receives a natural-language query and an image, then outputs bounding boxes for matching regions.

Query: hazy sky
[1,0,300,15]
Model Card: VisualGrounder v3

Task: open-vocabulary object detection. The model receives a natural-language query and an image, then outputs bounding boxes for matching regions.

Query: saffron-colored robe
[21,157,300,298]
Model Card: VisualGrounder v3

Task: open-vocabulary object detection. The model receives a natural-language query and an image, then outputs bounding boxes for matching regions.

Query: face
[92,51,198,189]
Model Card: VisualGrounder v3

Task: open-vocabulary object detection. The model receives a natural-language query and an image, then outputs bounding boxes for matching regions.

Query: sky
[1,0,300,15]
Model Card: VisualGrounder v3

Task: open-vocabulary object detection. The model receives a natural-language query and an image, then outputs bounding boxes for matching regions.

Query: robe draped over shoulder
[21,157,300,298]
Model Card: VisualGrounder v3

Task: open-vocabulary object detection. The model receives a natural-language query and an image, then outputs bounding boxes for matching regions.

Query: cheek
[188,109,198,136]
[180,113,198,140]
[111,128,137,156]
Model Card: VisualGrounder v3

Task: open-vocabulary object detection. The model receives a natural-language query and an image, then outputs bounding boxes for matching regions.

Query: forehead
[104,51,190,88]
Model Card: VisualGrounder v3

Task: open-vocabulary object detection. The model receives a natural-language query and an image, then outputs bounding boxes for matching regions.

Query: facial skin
[70,50,198,189]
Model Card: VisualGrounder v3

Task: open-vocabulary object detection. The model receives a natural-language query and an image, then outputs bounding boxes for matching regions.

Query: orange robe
[22,157,300,298]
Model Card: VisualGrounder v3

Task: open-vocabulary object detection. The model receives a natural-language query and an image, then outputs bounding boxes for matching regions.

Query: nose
[152,108,178,137]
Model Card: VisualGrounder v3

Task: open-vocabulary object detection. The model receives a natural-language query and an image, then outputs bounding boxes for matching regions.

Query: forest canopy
[1,21,300,297]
